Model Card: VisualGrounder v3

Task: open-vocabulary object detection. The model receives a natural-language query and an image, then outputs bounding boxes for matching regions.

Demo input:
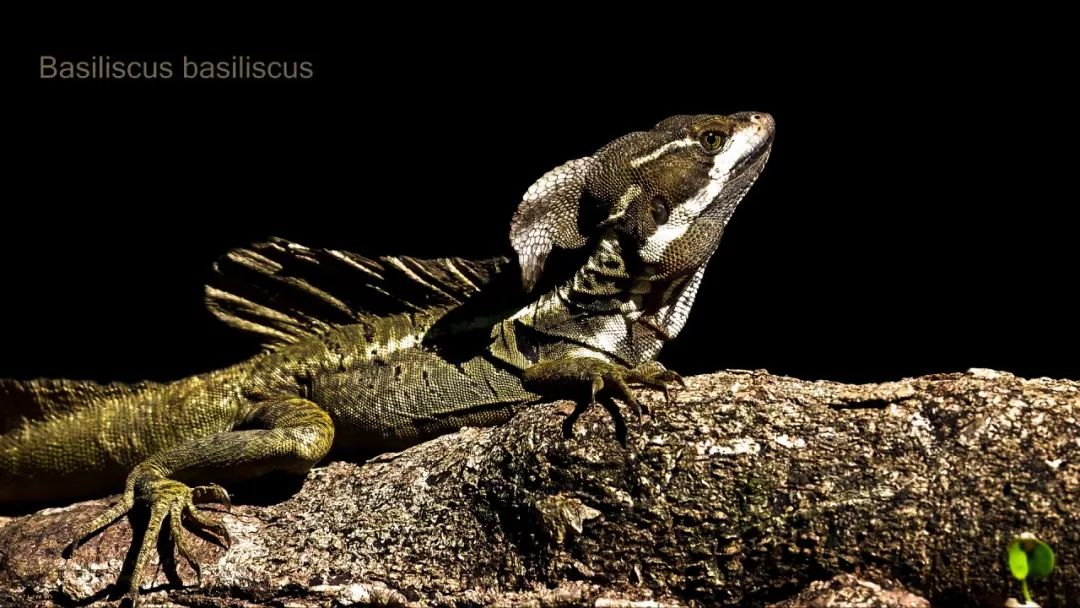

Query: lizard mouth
[726,131,773,184]
[733,142,772,178]
[701,140,772,223]
[717,111,774,184]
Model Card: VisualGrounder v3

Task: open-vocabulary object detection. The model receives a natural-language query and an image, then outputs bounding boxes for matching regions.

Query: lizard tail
[0,377,159,434]
[1,377,164,504]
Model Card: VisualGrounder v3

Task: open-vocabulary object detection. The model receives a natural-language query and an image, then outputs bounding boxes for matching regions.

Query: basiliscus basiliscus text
[0,112,774,605]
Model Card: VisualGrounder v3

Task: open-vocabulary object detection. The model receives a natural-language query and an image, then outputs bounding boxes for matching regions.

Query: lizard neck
[490,231,705,369]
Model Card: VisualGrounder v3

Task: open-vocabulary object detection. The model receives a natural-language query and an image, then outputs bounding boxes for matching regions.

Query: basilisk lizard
[0,112,774,604]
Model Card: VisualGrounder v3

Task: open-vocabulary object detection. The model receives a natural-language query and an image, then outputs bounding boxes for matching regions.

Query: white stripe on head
[709,126,762,179]
[638,126,764,263]
[630,137,696,168]
[639,177,723,263]
[639,223,690,263]
[606,184,642,224]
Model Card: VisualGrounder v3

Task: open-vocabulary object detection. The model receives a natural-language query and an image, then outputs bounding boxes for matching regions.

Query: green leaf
[1007,534,1056,582]
[1008,539,1030,580]
[1028,539,1056,579]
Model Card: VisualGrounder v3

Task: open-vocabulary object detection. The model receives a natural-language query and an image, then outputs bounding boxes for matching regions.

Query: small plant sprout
[1006,532,1055,607]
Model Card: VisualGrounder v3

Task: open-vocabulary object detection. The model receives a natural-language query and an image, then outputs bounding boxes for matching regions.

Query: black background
[5,14,1076,384]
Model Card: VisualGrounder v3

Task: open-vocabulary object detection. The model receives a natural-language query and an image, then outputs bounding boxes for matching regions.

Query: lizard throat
[495,234,692,367]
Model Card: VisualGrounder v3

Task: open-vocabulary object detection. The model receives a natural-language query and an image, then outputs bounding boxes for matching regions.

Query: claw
[610,375,647,419]
[170,504,202,586]
[627,364,684,406]
[193,483,231,511]
[186,505,232,549]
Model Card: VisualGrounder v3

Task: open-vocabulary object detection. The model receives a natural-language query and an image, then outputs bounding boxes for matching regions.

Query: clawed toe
[170,504,202,585]
[657,370,686,387]
[627,365,684,405]
[185,504,232,548]
[65,496,134,557]
[193,483,231,510]
[606,375,649,419]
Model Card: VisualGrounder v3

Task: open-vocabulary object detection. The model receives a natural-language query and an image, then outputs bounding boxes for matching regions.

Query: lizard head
[502,113,774,366]
[511,112,774,290]
[595,112,774,282]
[507,111,777,365]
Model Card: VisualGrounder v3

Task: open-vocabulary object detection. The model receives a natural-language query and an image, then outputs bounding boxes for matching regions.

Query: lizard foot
[66,466,231,606]
[523,357,685,443]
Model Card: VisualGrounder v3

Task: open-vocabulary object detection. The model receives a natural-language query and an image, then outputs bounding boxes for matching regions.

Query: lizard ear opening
[509,157,597,292]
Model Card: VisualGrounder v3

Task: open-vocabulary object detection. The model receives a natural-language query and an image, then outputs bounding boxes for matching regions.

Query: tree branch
[1,369,1076,607]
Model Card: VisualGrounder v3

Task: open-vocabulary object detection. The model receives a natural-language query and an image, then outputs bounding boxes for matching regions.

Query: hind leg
[66,397,334,606]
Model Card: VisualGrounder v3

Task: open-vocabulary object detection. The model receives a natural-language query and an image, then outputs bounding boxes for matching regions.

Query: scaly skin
[0,112,774,605]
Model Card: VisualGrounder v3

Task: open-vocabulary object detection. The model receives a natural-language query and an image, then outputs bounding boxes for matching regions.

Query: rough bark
[766,573,930,607]
[0,369,1076,607]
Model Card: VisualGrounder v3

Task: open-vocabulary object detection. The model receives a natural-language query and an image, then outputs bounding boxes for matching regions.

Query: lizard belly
[311,350,535,455]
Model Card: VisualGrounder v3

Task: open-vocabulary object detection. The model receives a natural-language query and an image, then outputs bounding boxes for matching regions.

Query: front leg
[522,357,684,441]
[65,397,334,606]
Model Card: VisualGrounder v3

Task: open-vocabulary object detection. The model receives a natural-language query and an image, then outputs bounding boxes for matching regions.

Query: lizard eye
[700,131,725,152]
[649,196,669,225]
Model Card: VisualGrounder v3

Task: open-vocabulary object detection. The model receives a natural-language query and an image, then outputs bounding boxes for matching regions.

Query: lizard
[0,111,774,605]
